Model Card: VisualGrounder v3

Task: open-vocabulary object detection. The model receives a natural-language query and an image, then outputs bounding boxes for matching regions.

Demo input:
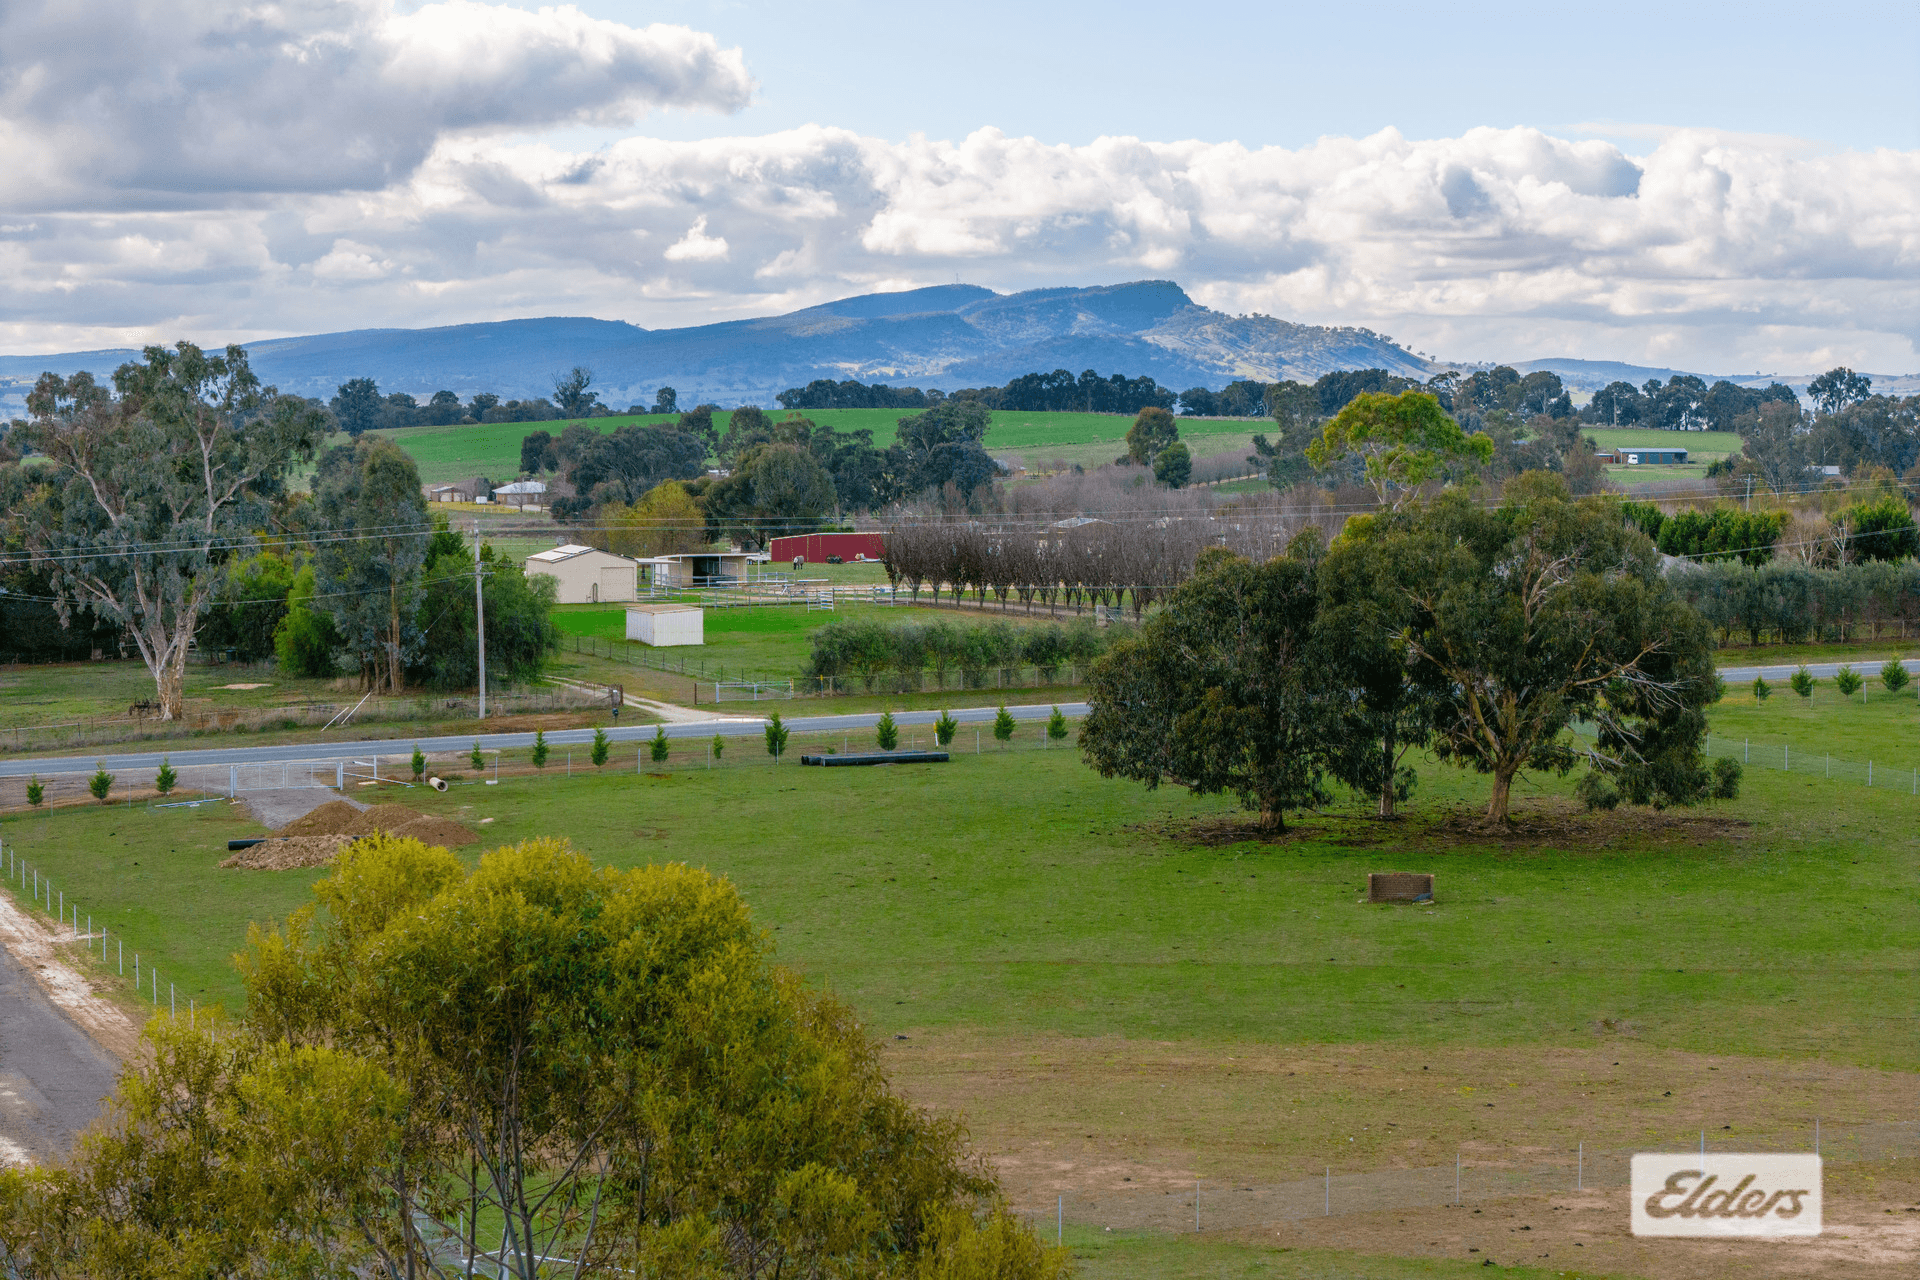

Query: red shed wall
[769,533,888,563]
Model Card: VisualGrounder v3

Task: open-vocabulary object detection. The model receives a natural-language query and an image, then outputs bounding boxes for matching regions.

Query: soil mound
[343,804,426,836]
[278,800,364,837]
[221,835,350,870]
[389,815,478,847]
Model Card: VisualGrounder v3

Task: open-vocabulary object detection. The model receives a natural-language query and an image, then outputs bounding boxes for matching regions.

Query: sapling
[89,763,114,803]
[470,741,486,771]
[531,729,550,769]
[1834,664,1862,698]
[993,704,1015,743]
[1752,676,1771,701]
[154,757,177,796]
[1880,659,1909,694]
[591,727,610,767]
[650,726,669,763]
[712,733,725,761]
[764,710,788,760]
[411,745,426,779]
[1790,666,1814,699]
[1047,705,1068,741]
[25,777,44,807]
[934,708,957,747]
[876,711,898,751]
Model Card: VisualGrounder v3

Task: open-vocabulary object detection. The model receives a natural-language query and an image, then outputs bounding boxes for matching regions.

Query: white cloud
[662,215,729,262]
[0,0,752,205]
[0,100,1914,372]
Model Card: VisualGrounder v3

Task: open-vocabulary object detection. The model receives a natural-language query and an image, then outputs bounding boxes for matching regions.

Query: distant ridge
[0,282,1436,409]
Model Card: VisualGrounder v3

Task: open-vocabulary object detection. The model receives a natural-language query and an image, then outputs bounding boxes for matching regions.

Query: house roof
[526,544,625,565]
[494,479,547,495]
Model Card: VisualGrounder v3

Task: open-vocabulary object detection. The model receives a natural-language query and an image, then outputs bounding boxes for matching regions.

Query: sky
[1,0,1916,374]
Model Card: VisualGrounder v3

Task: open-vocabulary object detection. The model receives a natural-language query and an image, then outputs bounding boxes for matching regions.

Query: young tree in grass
[993,704,1015,744]
[470,741,485,772]
[650,726,669,763]
[1881,659,1910,695]
[1375,474,1721,821]
[154,757,177,797]
[934,708,958,746]
[1834,664,1863,697]
[876,711,899,750]
[1790,666,1815,699]
[530,729,549,769]
[590,727,610,767]
[1752,676,1771,701]
[1080,549,1330,831]
[410,745,426,780]
[89,763,114,804]
[712,732,726,761]
[1047,706,1068,742]
[26,777,43,807]
[765,709,789,760]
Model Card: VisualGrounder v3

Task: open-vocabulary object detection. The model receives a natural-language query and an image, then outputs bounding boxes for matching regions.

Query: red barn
[769,532,888,564]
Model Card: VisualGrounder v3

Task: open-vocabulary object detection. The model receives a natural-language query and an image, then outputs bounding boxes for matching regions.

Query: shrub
[591,727,610,767]
[531,729,550,769]
[26,776,44,807]
[712,733,725,760]
[765,709,789,759]
[1576,771,1620,812]
[1833,664,1862,697]
[470,740,485,771]
[411,745,426,779]
[1047,706,1068,741]
[154,757,177,797]
[1752,676,1771,701]
[1881,659,1910,694]
[876,711,898,751]
[650,726,669,763]
[1711,757,1742,800]
[89,763,114,803]
[1790,666,1815,698]
[993,704,1015,743]
[934,708,958,746]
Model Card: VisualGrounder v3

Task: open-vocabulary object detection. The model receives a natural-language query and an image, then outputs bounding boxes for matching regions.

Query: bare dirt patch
[279,799,366,837]
[1131,799,1750,852]
[220,835,350,870]
[0,889,141,1061]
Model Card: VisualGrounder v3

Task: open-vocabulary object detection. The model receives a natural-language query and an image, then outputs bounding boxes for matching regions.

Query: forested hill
[0,281,1437,409]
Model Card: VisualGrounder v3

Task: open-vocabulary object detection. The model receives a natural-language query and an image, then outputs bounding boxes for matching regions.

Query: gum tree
[1306,390,1492,509]
[18,345,327,719]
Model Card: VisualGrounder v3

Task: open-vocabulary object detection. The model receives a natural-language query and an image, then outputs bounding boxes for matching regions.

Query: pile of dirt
[342,804,426,836]
[278,799,364,836]
[221,835,350,870]
[389,815,478,847]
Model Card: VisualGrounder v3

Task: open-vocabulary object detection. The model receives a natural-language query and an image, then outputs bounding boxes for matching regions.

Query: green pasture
[1585,427,1738,457]
[7,688,1916,1075]
[333,409,1270,485]
[551,597,1097,681]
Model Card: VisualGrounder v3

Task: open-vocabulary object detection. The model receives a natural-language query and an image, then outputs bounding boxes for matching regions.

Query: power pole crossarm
[473,520,487,721]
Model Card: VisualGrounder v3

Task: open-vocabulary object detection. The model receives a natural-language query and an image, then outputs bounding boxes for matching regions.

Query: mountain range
[2,281,1909,411]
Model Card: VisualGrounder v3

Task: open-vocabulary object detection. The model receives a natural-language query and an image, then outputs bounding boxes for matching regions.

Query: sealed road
[0,931,120,1165]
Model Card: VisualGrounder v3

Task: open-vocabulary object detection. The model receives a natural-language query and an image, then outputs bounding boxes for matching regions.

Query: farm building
[524,545,638,604]
[1619,447,1688,465]
[426,477,493,503]
[633,551,760,587]
[492,479,548,511]
[626,603,704,647]
[768,532,887,563]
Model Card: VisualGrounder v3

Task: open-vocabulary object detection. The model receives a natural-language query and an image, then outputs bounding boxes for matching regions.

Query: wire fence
[0,688,603,757]
[1702,732,1920,794]
[1013,1122,1918,1238]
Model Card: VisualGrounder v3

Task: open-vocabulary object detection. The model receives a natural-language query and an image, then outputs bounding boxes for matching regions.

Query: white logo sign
[1630,1154,1821,1237]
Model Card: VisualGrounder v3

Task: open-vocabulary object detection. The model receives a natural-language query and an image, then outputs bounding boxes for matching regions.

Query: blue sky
[1,0,1915,372]
[581,0,1920,153]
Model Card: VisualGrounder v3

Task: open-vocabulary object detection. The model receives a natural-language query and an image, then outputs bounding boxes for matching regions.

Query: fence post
[229,764,237,797]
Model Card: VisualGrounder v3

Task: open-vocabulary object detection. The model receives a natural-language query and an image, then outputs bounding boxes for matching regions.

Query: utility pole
[473,520,487,721]
[1744,473,1754,511]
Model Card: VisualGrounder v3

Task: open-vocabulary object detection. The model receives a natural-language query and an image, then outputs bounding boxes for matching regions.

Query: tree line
[329,368,682,437]
[1080,473,1737,827]
[1671,558,1920,646]
[0,345,558,714]
[0,838,1062,1279]
[801,617,1117,689]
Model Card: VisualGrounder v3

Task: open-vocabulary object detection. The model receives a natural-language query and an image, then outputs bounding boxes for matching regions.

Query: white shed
[524,544,638,604]
[626,604,704,647]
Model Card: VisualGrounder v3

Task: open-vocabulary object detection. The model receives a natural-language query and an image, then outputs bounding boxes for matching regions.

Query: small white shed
[626,604,704,647]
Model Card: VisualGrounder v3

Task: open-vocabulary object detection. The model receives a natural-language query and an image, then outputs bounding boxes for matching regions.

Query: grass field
[1585,428,1740,457]
[7,681,1915,1277]
[336,410,1274,485]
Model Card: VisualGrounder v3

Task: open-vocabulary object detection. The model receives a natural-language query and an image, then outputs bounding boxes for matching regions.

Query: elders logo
[1630,1154,1822,1237]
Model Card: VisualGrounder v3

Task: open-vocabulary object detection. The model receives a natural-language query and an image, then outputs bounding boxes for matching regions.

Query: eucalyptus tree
[310,437,431,693]
[16,344,327,718]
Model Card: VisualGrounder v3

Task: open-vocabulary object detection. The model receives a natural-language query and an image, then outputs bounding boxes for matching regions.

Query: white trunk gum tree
[19,344,327,720]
